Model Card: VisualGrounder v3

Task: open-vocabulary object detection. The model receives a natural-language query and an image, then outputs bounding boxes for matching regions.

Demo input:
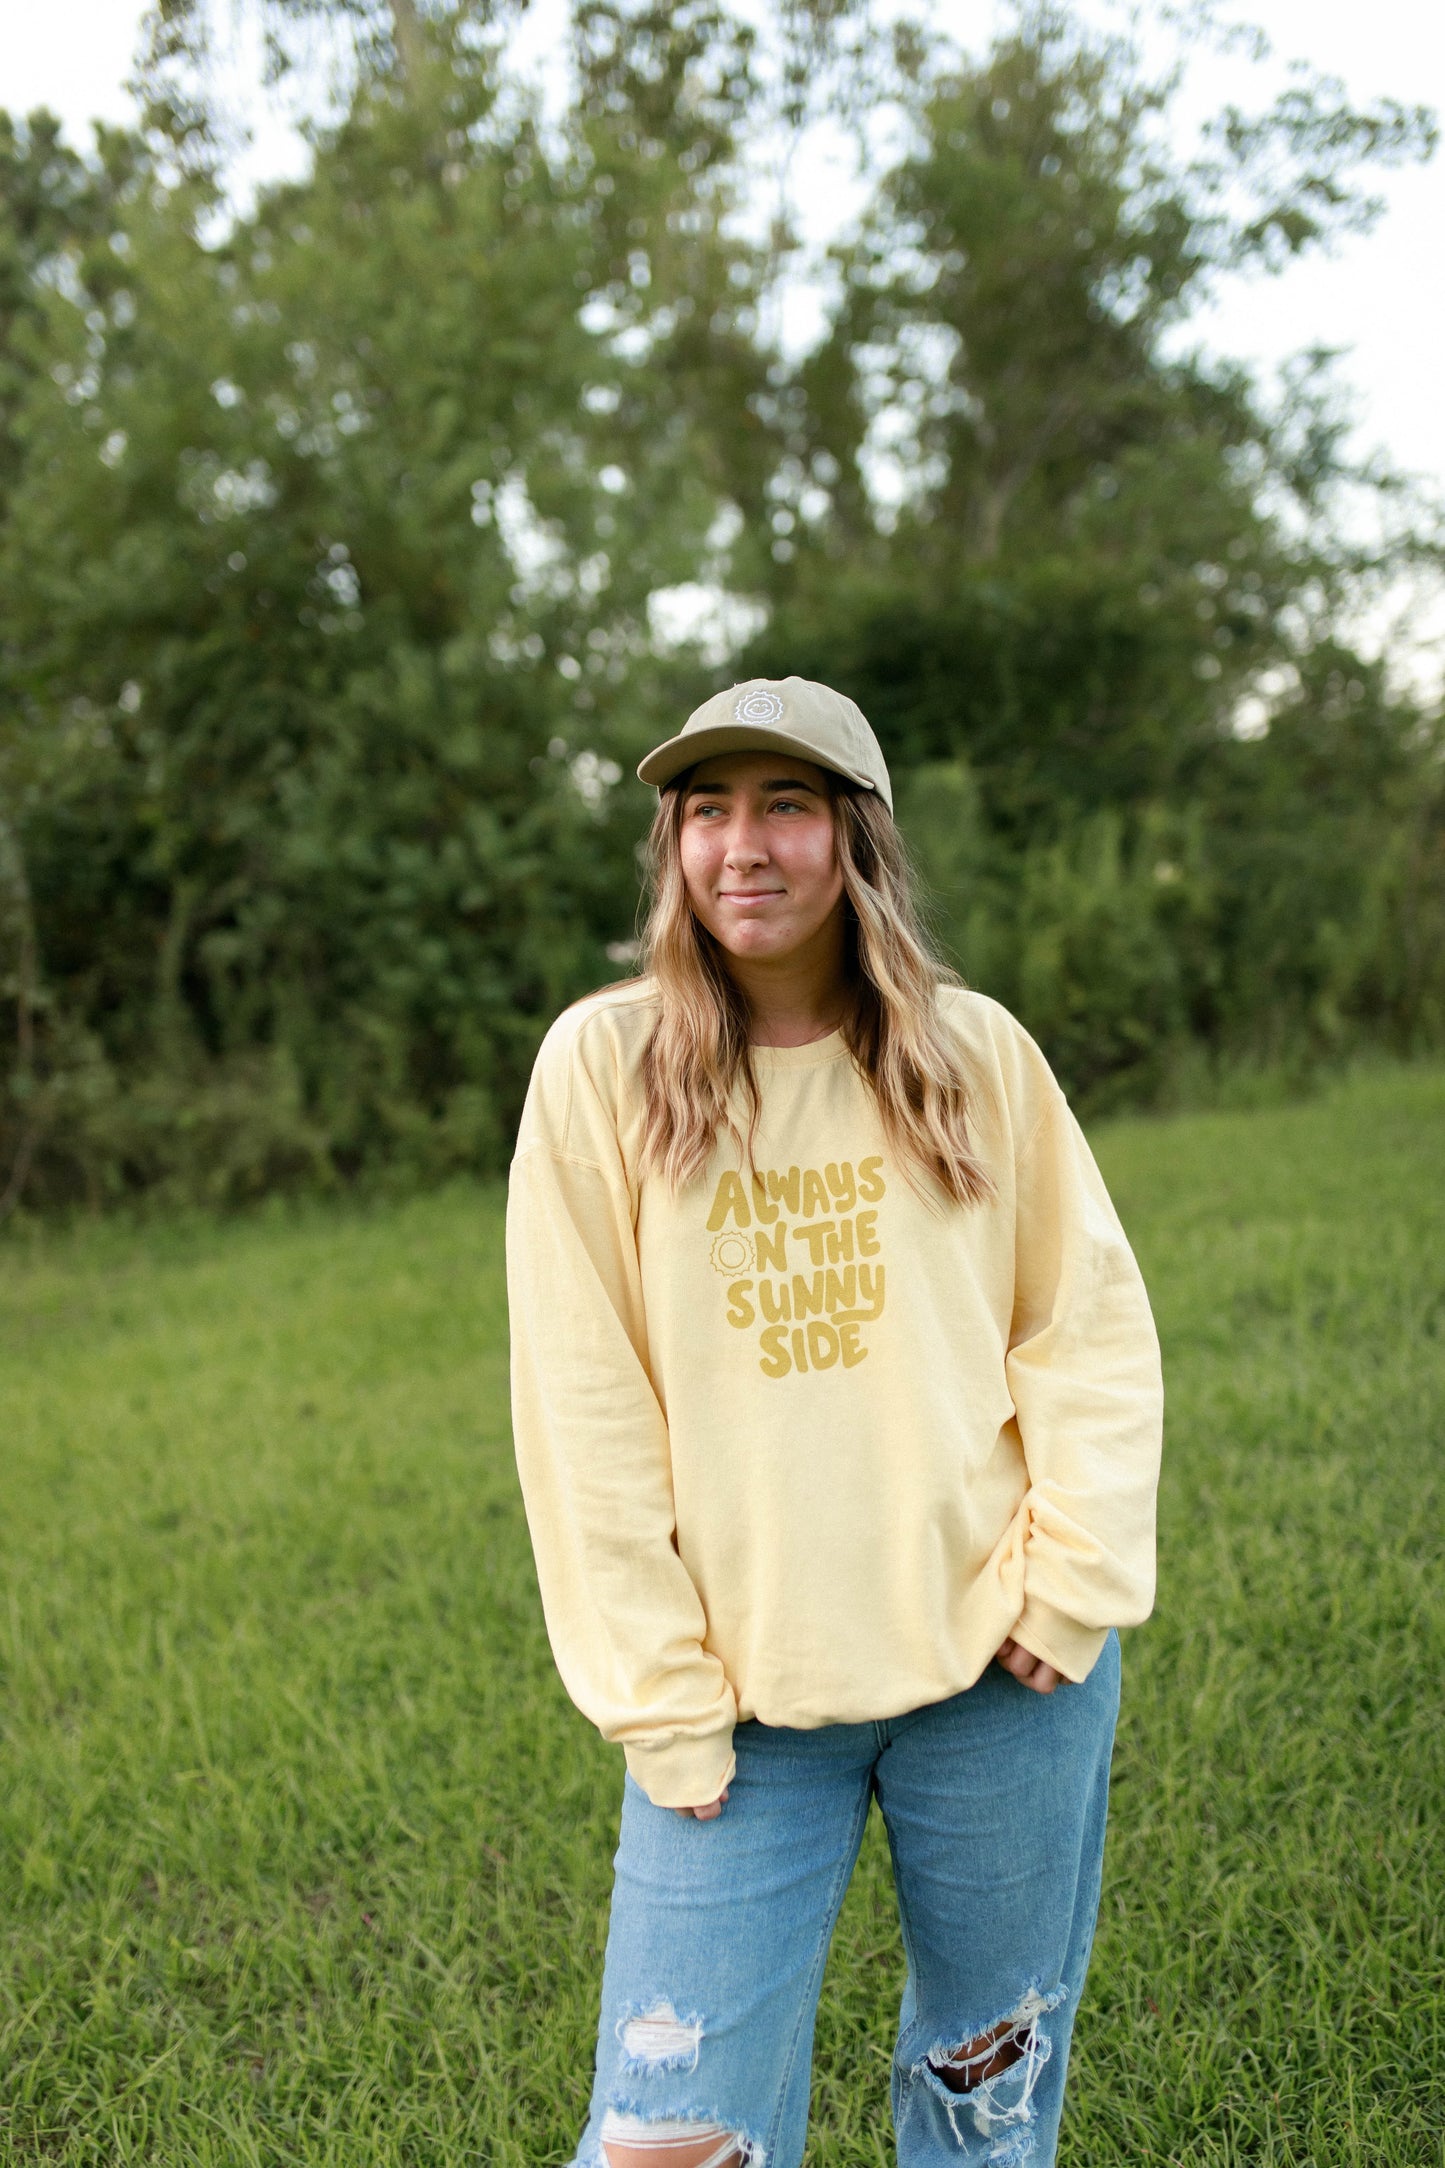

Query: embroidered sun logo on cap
[733,688,785,725]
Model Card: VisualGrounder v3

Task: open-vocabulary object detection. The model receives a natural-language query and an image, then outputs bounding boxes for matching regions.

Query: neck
[722,917,850,1048]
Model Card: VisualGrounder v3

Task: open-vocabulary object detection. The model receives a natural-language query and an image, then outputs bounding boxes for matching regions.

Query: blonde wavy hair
[635,769,995,1207]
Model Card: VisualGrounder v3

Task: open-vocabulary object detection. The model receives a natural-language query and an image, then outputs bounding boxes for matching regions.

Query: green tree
[0,0,777,1203]
[739,7,1442,1102]
[749,11,1436,827]
[0,0,1441,1205]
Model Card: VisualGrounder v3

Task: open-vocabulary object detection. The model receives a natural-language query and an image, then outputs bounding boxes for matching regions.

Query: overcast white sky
[5,0,1444,679]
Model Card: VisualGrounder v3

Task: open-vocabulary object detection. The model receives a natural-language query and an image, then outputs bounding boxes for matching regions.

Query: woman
[506,676,1163,2168]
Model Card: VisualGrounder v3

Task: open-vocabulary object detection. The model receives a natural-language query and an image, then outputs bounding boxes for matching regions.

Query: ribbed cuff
[623,1728,737,1810]
[1010,1597,1109,1684]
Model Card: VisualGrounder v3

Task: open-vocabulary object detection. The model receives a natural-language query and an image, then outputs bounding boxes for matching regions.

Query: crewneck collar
[747,1028,849,1071]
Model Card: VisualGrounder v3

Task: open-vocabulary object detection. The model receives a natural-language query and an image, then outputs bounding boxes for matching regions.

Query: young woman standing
[506,677,1163,2168]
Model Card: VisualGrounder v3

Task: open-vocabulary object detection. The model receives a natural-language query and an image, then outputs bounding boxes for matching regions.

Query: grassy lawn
[1,1064,1441,2166]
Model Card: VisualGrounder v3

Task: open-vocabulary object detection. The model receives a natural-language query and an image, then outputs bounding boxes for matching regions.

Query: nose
[722,810,769,866]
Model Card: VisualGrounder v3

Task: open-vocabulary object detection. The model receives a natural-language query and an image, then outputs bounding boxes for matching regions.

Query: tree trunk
[0,813,43,1221]
[390,0,426,80]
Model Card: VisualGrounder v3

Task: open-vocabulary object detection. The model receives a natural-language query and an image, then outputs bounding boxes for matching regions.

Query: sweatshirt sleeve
[1003,1080,1163,1682]
[505,1026,738,1810]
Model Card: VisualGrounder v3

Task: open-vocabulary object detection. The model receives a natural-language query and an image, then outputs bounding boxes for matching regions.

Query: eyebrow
[683,776,822,798]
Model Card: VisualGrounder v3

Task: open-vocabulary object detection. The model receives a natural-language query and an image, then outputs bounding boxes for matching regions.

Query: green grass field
[2,1065,1442,2167]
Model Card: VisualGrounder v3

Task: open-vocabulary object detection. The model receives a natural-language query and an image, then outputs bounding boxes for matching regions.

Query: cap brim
[637,723,885,807]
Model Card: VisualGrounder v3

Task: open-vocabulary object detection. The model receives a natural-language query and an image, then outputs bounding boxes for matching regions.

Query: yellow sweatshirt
[506,979,1163,1809]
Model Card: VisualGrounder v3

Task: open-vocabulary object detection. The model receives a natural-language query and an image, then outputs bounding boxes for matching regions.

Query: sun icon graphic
[709,1232,755,1276]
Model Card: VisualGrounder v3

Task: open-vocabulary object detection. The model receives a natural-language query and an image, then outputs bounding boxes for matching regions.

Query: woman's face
[677,750,845,965]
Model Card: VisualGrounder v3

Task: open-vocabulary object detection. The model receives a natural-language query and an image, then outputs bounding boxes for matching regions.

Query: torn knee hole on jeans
[599,2111,753,2168]
[930,2015,1030,2094]
[920,1986,1064,2158]
[604,2005,759,2168]
[616,2002,705,2076]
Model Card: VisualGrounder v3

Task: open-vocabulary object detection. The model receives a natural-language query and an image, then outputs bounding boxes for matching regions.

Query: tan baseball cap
[637,675,893,814]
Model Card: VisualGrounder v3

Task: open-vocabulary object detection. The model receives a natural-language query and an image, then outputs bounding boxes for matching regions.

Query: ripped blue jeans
[571,1632,1120,2168]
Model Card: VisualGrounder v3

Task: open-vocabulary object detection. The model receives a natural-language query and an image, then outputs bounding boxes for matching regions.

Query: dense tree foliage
[0,0,1440,1207]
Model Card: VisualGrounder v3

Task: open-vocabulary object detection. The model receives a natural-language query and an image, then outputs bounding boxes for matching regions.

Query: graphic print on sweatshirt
[705,1156,887,1377]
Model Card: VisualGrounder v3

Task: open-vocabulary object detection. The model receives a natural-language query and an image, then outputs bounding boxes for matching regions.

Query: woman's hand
[994,1638,1062,1694]
[673,1786,730,1820]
